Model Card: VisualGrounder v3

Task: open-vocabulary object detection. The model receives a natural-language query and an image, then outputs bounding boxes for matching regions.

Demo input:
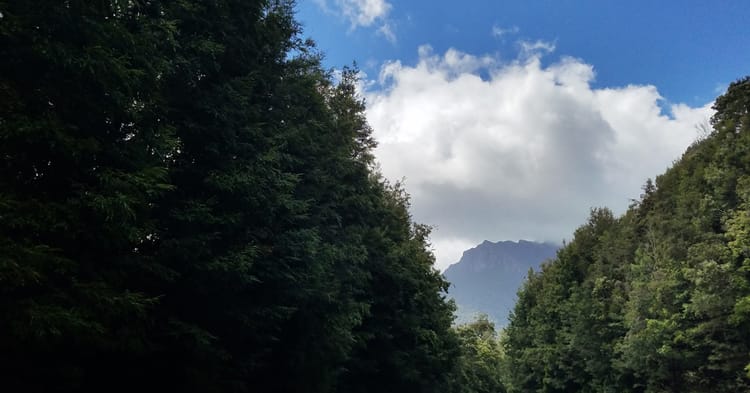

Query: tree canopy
[0,1,459,391]
[502,77,750,393]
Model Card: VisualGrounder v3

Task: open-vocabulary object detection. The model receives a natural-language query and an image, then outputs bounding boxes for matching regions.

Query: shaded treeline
[0,1,462,391]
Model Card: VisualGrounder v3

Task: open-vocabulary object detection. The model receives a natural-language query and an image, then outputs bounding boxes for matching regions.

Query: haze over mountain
[444,240,559,326]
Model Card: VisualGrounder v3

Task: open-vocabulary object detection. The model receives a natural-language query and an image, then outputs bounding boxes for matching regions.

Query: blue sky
[297,1,749,270]
[300,0,748,105]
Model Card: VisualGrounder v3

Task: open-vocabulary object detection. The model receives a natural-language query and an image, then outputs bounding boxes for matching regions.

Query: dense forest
[0,1,473,391]
[503,77,750,392]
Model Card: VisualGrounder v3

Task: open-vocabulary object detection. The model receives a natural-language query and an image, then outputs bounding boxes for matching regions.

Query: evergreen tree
[1,1,462,391]
[0,0,176,389]
[502,77,750,393]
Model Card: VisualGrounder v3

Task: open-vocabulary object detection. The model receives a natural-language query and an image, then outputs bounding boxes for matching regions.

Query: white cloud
[519,39,556,56]
[341,0,391,27]
[318,0,395,41]
[491,25,519,38]
[378,22,396,43]
[365,47,714,271]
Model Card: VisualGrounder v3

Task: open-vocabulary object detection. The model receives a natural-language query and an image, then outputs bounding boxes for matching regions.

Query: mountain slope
[444,240,559,326]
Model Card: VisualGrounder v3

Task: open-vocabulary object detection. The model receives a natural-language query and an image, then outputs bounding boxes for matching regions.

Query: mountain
[444,240,559,326]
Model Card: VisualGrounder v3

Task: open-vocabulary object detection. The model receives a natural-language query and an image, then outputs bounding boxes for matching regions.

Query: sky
[297,0,750,270]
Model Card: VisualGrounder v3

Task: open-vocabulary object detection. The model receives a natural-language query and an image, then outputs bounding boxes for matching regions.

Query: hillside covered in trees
[0,1,471,391]
[502,77,750,392]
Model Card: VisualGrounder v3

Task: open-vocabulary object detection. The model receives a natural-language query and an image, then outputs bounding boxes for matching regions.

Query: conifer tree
[502,77,750,393]
[0,0,176,389]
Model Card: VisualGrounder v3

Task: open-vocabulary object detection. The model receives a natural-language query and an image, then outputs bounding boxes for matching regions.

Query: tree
[451,315,507,393]
[503,77,750,392]
[0,0,177,390]
[1,1,462,391]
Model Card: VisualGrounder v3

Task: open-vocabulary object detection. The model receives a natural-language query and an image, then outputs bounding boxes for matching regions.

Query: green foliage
[503,77,750,392]
[1,0,176,389]
[450,315,507,393]
[0,1,459,392]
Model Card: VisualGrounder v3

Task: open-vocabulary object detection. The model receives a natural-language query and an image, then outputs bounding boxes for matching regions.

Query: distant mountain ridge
[444,240,559,326]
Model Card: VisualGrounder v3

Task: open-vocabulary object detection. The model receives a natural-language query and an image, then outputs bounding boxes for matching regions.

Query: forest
[501,78,750,393]
[1,1,749,392]
[0,1,461,391]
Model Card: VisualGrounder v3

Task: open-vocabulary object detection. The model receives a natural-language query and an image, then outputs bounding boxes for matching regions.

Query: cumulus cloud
[317,0,395,41]
[365,45,714,271]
